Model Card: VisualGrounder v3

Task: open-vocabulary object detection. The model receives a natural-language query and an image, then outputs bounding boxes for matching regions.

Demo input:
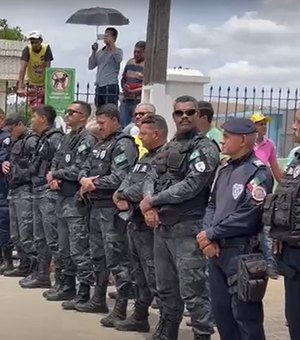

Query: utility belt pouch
[262,193,274,226]
[237,253,268,303]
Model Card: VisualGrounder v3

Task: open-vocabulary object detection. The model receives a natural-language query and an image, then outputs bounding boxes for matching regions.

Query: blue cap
[221,118,257,135]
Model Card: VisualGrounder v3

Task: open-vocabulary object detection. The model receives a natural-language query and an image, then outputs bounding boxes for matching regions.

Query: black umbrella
[66,7,129,26]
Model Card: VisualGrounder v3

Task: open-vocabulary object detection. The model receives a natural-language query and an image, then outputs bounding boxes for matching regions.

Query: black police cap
[221,118,257,135]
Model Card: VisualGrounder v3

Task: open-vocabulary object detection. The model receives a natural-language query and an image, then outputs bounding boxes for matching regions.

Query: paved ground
[0,277,289,340]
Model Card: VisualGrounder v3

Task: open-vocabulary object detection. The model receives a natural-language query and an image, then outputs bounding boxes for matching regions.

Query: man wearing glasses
[124,103,156,158]
[140,96,219,340]
[45,101,95,311]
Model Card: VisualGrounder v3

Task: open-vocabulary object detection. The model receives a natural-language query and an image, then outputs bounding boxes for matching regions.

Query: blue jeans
[119,99,140,128]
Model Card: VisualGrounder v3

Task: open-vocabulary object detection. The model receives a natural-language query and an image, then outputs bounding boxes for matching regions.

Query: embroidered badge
[3,137,10,145]
[232,183,244,200]
[252,186,267,202]
[189,150,200,161]
[114,153,127,164]
[195,161,206,173]
[293,166,300,179]
[65,154,71,163]
[78,144,88,153]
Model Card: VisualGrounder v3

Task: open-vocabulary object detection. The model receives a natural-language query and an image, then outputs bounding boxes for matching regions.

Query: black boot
[0,245,13,275]
[61,283,90,310]
[43,269,63,298]
[115,304,150,333]
[194,335,211,340]
[46,275,76,301]
[20,260,51,289]
[4,256,31,277]
[75,284,109,314]
[159,320,180,340]
[100,298,127,328]
[146,317,164,340]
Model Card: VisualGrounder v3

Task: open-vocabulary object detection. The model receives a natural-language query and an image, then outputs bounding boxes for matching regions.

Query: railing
[204,86,299,157]
[2,82,298,157]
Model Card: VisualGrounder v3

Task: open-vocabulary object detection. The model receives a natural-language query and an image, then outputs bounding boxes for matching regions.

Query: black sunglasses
[173,109,197,117]
[134,111,151,118]
[66,109,85,116]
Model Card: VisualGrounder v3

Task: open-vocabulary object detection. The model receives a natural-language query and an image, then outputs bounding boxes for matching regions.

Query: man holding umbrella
[88,27,123,108]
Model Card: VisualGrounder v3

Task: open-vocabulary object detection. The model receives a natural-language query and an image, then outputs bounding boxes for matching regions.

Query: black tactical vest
[89,131,136,201]
[154,134,210,222]
[9,132,39,189]
[264,152,300,246]
[56,129,94,197]
[32,129,64,187]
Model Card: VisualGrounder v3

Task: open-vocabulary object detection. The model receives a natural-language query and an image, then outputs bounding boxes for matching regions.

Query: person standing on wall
[88,27,123,109]
[17,31,54,107]
[120,41,146,127]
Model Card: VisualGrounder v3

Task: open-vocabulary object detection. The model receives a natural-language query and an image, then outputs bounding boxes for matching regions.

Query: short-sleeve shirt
[21,45,54,63]
[254,137,277,165]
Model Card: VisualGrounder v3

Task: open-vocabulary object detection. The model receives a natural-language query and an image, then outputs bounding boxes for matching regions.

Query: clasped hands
[140,196,160,229]
[79,176,99,198]
[197,231,220,258]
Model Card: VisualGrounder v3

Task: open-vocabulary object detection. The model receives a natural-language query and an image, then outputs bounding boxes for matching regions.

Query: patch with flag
[247,176,266,202]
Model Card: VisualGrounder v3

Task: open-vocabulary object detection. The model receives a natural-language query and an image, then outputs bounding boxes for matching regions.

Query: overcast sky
[2,0,300,93]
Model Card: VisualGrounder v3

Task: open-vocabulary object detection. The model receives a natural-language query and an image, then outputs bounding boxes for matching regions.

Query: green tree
[0,19,26,41]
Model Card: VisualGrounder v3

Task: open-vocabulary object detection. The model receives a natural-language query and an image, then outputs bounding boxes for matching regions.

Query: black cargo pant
[209,245,266,340]
[154,220,214,337]
[89,205,131,299]
[57,196,94,286]
[128,221,158,310]
[281,244,300,340]
[9,185,35,268]
[33,186,63,278]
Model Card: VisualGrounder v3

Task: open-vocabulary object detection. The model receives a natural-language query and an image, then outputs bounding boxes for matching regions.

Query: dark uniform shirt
[79,129,138,200]
[51,128,96,196]
[9,130,39,189]
[145,130,220,222]
[203,152,274,240]
[31,127,64,187]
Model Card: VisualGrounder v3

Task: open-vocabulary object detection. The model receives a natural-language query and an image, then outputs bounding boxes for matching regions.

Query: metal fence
[2,82,299,157]
[204,86,299,157]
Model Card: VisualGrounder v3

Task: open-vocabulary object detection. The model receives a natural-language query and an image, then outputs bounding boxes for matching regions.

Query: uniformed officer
[0,108,12,274]
[2,114,39,278]
[20,105,64,289]
[265,108,300,340]
[198,118,273,340]
[45,101,95,309]
[140,95,219,340]
[112,114,168,333]
[77,104,138,327]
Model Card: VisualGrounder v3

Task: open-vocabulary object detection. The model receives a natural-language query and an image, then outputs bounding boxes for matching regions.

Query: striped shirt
[122,58,144,100]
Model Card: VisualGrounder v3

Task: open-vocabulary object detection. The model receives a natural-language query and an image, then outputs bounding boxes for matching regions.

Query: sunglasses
[173,109,197,117]
[66,109,84,116]
[134,111,151,118]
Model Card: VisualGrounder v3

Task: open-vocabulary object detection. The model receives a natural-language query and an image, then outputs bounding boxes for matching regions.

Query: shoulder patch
[253,159,265,167]
[114,152,127,165]
[3,137,10,145]
[252,186,267,202]
[189,150,200,161]
[194,161,206,172]
[78,143,89,153]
